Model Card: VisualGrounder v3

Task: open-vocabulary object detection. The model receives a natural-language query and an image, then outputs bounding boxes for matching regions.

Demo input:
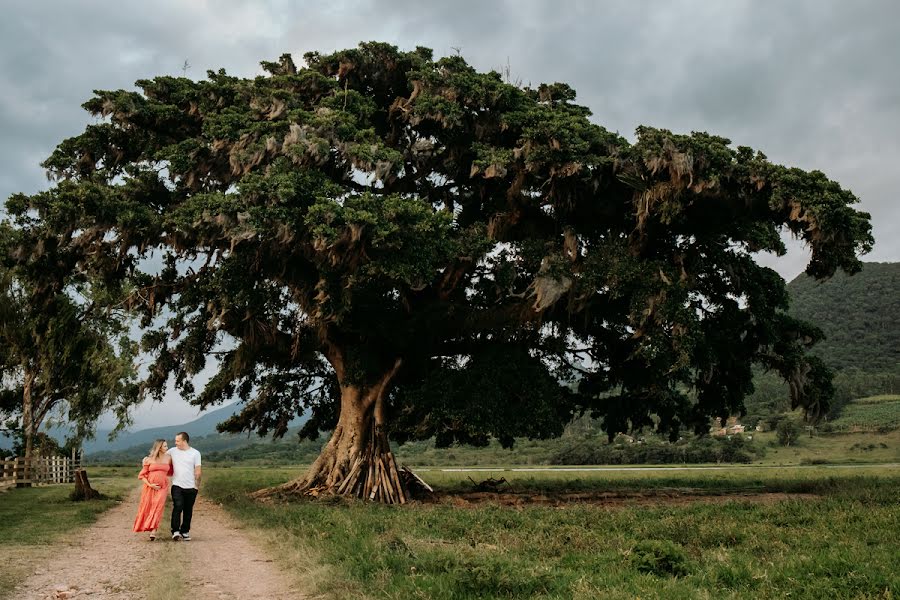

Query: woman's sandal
[149,533,156,541]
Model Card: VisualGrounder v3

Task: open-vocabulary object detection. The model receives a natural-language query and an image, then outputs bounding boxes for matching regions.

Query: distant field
[827,395,900,432]
[205,465,900,600]
[752,429,900,465]
[852,394,900,404]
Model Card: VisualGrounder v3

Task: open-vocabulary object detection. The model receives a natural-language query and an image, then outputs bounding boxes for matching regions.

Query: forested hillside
[745,262,899,420]
[787,262,900,372]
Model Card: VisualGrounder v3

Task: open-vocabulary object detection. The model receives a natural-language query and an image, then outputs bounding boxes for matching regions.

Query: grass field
[2,427,898,599]
[204,465,900,600]
[753,429,900,464]
[828,395,900,432]
[0,474,133,598]
[852,394,900,405]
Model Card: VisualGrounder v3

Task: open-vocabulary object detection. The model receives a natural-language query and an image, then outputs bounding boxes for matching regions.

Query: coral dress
[133,460,173,532]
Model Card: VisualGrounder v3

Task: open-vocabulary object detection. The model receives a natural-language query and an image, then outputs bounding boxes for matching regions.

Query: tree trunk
[255,358,411,503]
[72,469,100,500]
[20,370,35,488]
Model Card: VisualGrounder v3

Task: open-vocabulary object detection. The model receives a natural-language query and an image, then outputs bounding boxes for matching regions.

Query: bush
[776,420,800,446]
[629,540,691,577]
[549,435,762,465]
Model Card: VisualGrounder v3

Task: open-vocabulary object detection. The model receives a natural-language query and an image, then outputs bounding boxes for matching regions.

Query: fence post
[14,456,31,487]
[33,456,43,486]
[1,459,13,485]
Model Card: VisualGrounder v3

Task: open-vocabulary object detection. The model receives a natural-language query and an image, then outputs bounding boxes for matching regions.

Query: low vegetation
[824,395,900,433]
[204,466,900,599]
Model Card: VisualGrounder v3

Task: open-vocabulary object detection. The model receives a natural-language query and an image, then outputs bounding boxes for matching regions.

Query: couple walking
[132,432,202,541]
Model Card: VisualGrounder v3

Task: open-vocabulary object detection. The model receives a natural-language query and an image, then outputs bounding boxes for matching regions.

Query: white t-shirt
[166,447,201,489]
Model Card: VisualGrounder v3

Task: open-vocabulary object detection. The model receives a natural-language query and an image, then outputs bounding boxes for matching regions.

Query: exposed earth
[11,487,306,599]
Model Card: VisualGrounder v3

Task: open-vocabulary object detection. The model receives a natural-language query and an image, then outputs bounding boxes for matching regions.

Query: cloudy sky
[2,0,897,430]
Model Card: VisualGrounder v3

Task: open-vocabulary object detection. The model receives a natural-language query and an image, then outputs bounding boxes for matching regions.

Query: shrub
[776,420,800,446]
[549,435,761,465]
[629,540,691,577]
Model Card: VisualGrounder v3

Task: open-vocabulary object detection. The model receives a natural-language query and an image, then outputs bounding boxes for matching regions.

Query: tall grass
[204,466,900,599]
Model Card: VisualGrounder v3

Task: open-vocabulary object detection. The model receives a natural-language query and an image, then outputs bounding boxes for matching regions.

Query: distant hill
[82,403,310,457]
[85,424,324,465]
[744,262,899,419]
[787,262,900,372]
[0,402,308,457]
[82,403,244,454]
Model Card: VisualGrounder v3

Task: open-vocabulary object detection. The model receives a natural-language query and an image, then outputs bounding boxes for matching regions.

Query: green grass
[829,399,900,432]
[204,465,900,599]
[853,394,900,405]
[753,429,900,464]
[0,473,133,597]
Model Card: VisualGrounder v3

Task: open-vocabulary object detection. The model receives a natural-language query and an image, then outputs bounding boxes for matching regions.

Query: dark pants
[171,485,198,534]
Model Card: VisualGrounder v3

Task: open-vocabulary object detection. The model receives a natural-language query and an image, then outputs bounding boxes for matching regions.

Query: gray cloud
[3,0,897,426]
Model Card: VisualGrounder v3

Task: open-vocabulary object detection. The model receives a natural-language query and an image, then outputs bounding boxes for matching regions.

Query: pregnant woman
[132,439,174,540]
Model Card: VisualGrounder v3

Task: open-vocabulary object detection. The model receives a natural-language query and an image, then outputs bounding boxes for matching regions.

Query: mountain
[85,425,326,464]
[744,262,899,419]
[81,403,244,454]
[787,262,900,373]
[1,408,238,453]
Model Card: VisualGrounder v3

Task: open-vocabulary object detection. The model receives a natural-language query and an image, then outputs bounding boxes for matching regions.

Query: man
[166,431,201,541]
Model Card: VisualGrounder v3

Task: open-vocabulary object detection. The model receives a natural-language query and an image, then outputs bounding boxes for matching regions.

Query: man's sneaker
[181,532,191,541]
[172,531,182,541]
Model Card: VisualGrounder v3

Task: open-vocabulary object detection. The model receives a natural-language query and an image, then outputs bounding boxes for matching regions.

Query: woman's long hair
[147,439,167,461]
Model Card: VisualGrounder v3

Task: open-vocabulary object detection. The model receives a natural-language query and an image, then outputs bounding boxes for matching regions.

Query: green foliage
[0,222,139,457]
[3,42,873,460]
[629,540,691,577]
[744,262,900,424]
[787,262,900,372]
[776,419,800,446]
[550,435,761,465]
[9,430,78,458]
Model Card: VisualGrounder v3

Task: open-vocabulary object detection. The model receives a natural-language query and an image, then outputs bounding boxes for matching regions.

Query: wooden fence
[0,456,80,489]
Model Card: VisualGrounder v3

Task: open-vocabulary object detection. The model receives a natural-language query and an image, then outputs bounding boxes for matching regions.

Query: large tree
[4,43,871,501]
[0,223,139,480]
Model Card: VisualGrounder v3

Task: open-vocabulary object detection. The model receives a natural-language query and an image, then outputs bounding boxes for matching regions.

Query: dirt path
[13,487,307,600]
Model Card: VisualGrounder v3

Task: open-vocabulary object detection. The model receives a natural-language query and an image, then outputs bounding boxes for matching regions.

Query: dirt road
[12,487,307,600]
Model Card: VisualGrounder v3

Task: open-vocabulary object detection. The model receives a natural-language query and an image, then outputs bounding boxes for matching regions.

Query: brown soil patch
[430,489,818,508]
[11,487,307,599]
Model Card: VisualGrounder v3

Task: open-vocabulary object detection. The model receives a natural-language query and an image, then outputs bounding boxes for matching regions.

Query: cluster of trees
[551,434,761,465]
[0,224,138,475]
[0,42,872,500]
[0,430,79,461]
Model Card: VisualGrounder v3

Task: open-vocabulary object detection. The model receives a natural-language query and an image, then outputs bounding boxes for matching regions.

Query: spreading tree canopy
[0,223,138,478]
[3,42,872,501]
